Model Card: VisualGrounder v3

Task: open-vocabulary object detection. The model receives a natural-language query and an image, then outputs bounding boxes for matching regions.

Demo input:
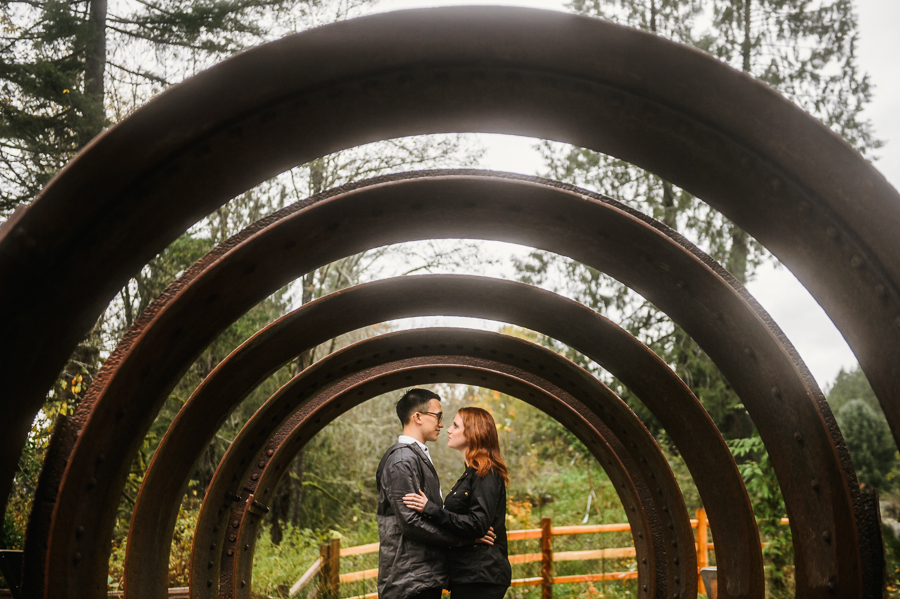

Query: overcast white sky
[363,0,900,390]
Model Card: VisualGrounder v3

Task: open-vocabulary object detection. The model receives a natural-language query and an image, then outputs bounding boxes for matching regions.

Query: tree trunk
[82,0,108,145]
[742,0,752,73]
[661,180,676,229]
[727,227,750,284]
[309,159,326,196]
[288,449,306,527]
[269,160,335,542]
[727,0,753,283]
[269,267,319,542]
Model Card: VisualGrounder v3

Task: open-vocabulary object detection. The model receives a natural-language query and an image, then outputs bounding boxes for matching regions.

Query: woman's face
[447,414,467,452]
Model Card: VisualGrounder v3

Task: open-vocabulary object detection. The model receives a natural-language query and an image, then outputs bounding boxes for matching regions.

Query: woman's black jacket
[423,465,512,587]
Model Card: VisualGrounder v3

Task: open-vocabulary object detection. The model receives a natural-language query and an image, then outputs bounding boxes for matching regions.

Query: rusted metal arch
[119,237,760,594]
[25,172,874,598]
[0,7,892,596]
[1,12,898,537]
[190,328,696,599]
[127,278,746,599]
[226,359,667,599]
[220,360,659,598]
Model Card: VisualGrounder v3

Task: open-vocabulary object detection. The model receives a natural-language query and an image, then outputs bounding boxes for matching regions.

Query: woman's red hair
[459,407,509,486]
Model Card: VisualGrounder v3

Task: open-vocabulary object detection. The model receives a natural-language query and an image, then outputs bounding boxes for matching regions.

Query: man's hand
[402,489,429,513]
[474,526,496,546]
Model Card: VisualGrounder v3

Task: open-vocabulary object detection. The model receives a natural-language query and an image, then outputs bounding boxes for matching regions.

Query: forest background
[1,0,898,598]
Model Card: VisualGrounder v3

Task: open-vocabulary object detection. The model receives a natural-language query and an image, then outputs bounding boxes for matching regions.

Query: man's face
[419,398,444,443]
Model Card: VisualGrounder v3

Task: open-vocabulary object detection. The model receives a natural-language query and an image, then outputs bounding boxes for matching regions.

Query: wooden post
[541,517,553,599]
[320,538,340,598]
[696,509,709,595]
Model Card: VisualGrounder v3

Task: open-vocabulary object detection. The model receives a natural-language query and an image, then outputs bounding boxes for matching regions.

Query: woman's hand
[402,489,429,513]
[474,526,496,546]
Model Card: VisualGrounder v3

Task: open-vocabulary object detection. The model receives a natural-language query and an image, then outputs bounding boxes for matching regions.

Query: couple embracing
[376,389,512,599]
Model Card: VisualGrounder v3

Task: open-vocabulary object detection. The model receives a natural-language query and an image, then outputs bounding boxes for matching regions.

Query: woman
[403,407,512,599]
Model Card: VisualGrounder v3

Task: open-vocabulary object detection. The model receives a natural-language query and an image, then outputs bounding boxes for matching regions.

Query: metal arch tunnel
[135,281,744,599]
[225,355,678,599]
[189,327,701,599]
[26,172,878,597]
[0,7,895,599]
[135,281,751,599]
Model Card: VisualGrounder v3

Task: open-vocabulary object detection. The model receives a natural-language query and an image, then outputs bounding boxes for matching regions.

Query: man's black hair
[396,388,441,426]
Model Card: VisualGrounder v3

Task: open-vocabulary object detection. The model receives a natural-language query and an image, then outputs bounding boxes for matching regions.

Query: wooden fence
[291,509,770,599]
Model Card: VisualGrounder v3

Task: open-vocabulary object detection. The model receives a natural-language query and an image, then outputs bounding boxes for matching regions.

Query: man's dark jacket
[376,443,463,599]
[423,465,512,587]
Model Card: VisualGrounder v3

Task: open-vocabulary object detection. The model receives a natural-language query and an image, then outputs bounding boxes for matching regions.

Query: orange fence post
[541,517,553,599]
[696,509,709,595]
[320,538,341,598]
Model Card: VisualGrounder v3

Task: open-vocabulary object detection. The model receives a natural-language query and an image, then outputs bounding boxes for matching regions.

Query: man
[376,389,477,599]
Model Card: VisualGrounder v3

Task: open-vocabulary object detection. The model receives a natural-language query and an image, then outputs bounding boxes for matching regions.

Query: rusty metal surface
[129,274,748,599]
[189,329,696,599]
[0,7,891,597]
[225,359,660,599]
[0,15,896,557]
[26,171,871,598]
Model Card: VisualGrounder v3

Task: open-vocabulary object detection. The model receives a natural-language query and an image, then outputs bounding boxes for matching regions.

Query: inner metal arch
[225,360,663,599]
[120,238,758,593]
[130,277,744,597]
[189,328,696,599]
[1,12,898,540]
[28,172,874,598]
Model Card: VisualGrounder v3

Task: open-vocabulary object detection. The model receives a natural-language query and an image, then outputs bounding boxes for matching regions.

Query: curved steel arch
[123,278,749,599]
[227,360,665,599]
[111,192,767,596]
[188,328,696,599]
[26,172,875,598]
[1,12,899,535]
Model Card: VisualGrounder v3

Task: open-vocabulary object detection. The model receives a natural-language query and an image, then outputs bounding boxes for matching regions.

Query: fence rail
[291,509,784,598]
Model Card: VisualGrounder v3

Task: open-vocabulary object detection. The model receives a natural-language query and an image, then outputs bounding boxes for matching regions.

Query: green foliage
[826,364,881,417]
[707,0,880,154]
[882,512,900,595]
[107,497,200,590]
[564,0,880,157]
[835,399,895,492]
[569,0,700,40]
[728,435,792,597]
[253,524,324,597]
[533,0,882,368]
[0,0,377,216]
[2,397,68,549]
[0,1,111,209]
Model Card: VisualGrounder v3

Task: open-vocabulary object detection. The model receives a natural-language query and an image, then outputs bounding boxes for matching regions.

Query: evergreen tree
[0,0,371,216]
[835,399,895,491]
[826,363,881,417]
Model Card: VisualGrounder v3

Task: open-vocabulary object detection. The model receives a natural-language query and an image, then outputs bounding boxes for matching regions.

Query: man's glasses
[418,410,443,424]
